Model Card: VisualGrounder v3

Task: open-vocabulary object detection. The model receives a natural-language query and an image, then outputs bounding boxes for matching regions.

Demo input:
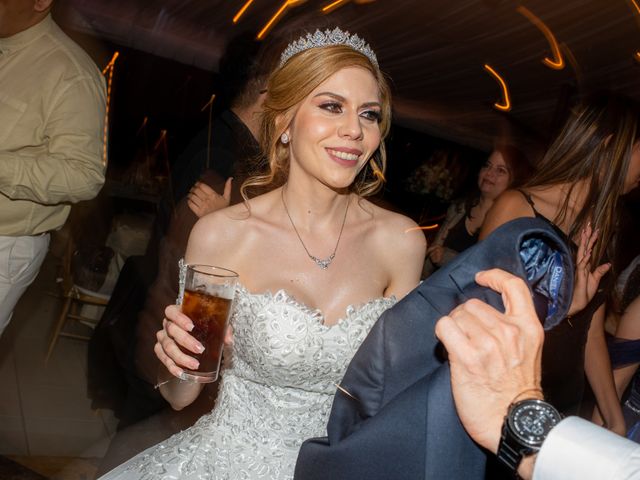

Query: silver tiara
[278,27,378,68]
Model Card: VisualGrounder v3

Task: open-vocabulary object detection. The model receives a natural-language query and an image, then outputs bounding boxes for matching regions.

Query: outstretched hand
[568,224,610,316]
[435,269,544,455]
[187,177,233,218]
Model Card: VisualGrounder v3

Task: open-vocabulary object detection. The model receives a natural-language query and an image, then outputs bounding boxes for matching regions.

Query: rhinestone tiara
[278,27,378,68]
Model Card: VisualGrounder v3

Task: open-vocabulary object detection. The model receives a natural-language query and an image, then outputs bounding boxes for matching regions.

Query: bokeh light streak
[629,0,640,61]
[483,64,511,112]
[233,0,256,24]
[405,224,440,233]
[322,0,348,13]
[201,94,217,169]
[257,0,304,40]
[101,51,119,166]
[516,6,564,70]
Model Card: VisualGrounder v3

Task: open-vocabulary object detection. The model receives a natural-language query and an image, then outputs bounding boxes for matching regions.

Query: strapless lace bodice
[100,281,395,480]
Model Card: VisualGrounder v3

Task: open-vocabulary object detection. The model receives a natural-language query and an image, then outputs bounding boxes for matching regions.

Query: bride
[100,27,425,479]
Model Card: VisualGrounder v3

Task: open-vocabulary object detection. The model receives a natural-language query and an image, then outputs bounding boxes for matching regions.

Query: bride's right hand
[154,304,204,378]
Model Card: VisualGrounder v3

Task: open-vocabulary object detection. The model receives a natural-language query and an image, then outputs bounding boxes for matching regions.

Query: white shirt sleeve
[533,416,640,480]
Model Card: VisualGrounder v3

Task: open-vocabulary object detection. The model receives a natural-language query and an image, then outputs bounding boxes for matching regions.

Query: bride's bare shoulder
[189,190,279,244]
[356,198,426,254]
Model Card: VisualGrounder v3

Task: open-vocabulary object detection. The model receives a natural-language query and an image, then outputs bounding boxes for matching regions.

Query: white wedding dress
[100,281,395,480]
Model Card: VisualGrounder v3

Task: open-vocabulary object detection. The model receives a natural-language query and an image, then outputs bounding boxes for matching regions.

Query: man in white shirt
[436,269,640,479]
[0,0,106,336]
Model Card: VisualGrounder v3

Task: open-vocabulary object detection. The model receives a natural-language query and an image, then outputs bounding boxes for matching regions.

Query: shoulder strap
[515,189,538,217]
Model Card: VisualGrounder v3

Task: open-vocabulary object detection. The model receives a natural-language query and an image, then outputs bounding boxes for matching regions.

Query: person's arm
[436,269,640,480]
[478,189,534,240]
[612,296,640,397]
[0,75,106,204]
[534,416,640,480]
[434,269,544,477]
[427,202,462,266]
[586,304,626,435]
[155,211,236,410]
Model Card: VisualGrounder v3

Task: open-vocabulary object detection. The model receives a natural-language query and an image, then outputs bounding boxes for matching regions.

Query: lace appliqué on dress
[101,266,396,480]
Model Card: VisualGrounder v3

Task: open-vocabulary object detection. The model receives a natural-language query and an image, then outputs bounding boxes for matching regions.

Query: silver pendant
[310,253,335,270]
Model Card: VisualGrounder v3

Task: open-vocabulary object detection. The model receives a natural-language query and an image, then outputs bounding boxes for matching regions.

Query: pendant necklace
[281,187,349,270]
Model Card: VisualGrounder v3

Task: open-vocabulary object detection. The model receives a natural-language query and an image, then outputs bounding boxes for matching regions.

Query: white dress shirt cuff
[534,416,640,480]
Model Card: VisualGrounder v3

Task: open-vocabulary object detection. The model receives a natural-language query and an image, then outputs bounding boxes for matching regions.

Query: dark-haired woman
[481,94,640,434]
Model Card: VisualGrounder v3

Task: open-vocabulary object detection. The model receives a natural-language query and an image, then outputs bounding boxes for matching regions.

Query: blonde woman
[100,28,425,479]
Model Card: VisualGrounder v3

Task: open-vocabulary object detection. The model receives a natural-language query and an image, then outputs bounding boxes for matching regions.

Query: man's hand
[435,269,545,455]
[187,178,232,218]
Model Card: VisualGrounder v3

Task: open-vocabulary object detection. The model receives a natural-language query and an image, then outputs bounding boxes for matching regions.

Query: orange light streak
[257,0,303,40]
[629,0,640,61]
[136,116,148,136]
[322,0,348,13]
[200,94,216,112]
[405,224,440,233]
[153,129,167,151]
[101,51,119,166]
[201,94,217,169]
[483,64,511,112]
[516,6,564,70]
[101,51,119,75]
[233,0,255,24]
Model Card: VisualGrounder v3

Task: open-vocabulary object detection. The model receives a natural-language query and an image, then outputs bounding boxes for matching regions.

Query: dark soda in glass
[181,288,232,381]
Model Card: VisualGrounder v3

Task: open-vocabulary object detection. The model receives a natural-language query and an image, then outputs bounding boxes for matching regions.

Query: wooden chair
[46,238,111,363]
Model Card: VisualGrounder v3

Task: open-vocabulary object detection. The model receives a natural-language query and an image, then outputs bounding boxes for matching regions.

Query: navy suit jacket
[295,218,575,480]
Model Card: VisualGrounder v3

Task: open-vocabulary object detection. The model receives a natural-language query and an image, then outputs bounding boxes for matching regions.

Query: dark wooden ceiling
[60,0,640,152]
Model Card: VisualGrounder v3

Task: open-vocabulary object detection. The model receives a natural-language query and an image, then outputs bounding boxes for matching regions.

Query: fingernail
[192,360,200,369]
[187,323,194,331]
[195,343,205,353]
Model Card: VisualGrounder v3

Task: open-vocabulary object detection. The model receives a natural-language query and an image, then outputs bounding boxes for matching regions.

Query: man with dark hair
[0,0,106,337]
[170,31,270,205]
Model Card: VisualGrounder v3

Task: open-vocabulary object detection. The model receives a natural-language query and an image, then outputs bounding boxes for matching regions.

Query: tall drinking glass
[179,264,238,383]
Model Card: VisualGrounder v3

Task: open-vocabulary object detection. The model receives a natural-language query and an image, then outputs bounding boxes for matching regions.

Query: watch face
[509,400,561,448]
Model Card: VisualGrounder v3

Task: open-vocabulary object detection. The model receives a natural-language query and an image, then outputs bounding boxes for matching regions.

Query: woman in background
[481,94,640,433]
[606,255,640,440]
[423,144,530,277]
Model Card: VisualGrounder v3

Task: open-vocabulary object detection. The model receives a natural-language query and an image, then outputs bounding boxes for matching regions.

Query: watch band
[497,424,529,478]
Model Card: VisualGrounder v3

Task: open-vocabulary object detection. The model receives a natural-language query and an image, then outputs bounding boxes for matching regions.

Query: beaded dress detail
[100,264,395,480]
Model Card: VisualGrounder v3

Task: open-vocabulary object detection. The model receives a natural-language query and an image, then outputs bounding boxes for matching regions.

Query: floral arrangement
[405,149,457,201]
